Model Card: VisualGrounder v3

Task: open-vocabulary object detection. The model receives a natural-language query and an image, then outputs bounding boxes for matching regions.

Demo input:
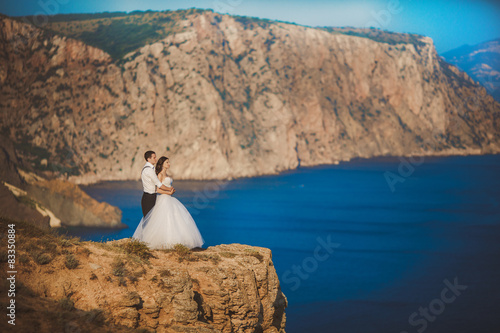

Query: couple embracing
[132,151,204,250]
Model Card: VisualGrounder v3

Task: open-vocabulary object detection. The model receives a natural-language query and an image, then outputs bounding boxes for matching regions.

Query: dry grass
[94,241,115,251]
[158,244,197,263]
[0,218,88,269]
[122,238,151,259]
[109,256,147,285]
[57,234,81,246]
[59,238,73,248]
[58,297,75,311]
[32,252,52,265]
[127,269,146,284]
[173,244,190,256]
[80,247,92,256]
[111,257,128,277]
[65,254,79,269]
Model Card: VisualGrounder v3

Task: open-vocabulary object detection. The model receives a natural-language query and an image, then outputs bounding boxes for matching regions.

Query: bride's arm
[156,172,175,194]
[157,187,175,195]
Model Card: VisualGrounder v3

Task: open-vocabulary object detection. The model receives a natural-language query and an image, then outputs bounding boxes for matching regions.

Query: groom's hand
[170,187,176,195]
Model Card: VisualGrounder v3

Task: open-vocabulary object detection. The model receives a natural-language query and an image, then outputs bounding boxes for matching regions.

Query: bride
[132,156,204,249]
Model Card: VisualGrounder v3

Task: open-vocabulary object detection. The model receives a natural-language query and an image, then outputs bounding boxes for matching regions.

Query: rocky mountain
[0,220,287,332]
[0,134,122,228]
[0,9,499,184]
[442,38,500,102]
[21,170,124,228]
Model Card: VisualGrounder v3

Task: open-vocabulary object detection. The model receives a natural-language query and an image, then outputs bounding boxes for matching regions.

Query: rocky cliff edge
[0,220,287,333]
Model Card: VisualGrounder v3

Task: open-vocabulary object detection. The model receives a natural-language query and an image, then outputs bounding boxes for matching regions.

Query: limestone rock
[23,177,123,228]
[6,226,287,332]
[0,12,498,184]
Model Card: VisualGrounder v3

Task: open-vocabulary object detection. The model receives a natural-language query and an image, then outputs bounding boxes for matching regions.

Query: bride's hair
[155,156,169,175]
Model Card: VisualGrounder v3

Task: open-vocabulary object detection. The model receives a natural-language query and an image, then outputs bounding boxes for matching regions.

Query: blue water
[59,154,500,333]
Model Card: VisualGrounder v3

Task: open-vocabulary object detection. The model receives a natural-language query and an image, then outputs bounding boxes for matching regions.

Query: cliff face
[0,10,499,184]
[0,220,287,333]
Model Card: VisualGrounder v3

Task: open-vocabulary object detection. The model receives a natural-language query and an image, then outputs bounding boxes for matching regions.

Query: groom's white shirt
[142,162,163,194]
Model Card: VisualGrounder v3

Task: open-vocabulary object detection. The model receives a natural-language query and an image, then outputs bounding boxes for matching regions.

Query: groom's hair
[144,151,155,161]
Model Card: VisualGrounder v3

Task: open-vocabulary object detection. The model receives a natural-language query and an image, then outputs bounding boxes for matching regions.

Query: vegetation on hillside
[321,26,427,50]
[19,8,210,59]
[15,8,428,59]
[234,15,275,30]
[22,11,132,23]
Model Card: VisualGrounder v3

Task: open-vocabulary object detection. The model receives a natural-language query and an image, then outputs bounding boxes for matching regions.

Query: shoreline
[76,151,500,186]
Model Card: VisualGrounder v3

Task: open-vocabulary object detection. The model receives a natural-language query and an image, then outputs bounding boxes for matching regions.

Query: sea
[56,154,500,333]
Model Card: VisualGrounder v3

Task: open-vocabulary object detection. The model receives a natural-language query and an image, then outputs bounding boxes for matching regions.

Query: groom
[141,150,171,217]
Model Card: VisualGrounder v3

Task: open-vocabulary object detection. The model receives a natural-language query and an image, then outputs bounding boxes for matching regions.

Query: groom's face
[148,153,157,165]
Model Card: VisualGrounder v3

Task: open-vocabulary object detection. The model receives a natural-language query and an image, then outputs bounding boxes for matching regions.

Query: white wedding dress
[132,176,204,249]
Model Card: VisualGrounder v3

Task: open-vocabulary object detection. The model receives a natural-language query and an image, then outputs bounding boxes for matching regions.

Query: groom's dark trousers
[141,192,156,217]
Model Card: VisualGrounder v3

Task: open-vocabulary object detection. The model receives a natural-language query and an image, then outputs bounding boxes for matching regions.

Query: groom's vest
[141,164,158,194]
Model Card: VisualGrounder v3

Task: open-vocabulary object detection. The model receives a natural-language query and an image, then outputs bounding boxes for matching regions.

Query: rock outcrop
[0,134,50,228]
[0,134,25,187]
[0,183,50,229]
[23,172,124,228]
[0,10,499,184]
[0,220,287,333]
[0,134,123,228]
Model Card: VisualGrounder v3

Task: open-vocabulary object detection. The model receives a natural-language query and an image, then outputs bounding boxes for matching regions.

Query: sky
[0,0,499,54]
